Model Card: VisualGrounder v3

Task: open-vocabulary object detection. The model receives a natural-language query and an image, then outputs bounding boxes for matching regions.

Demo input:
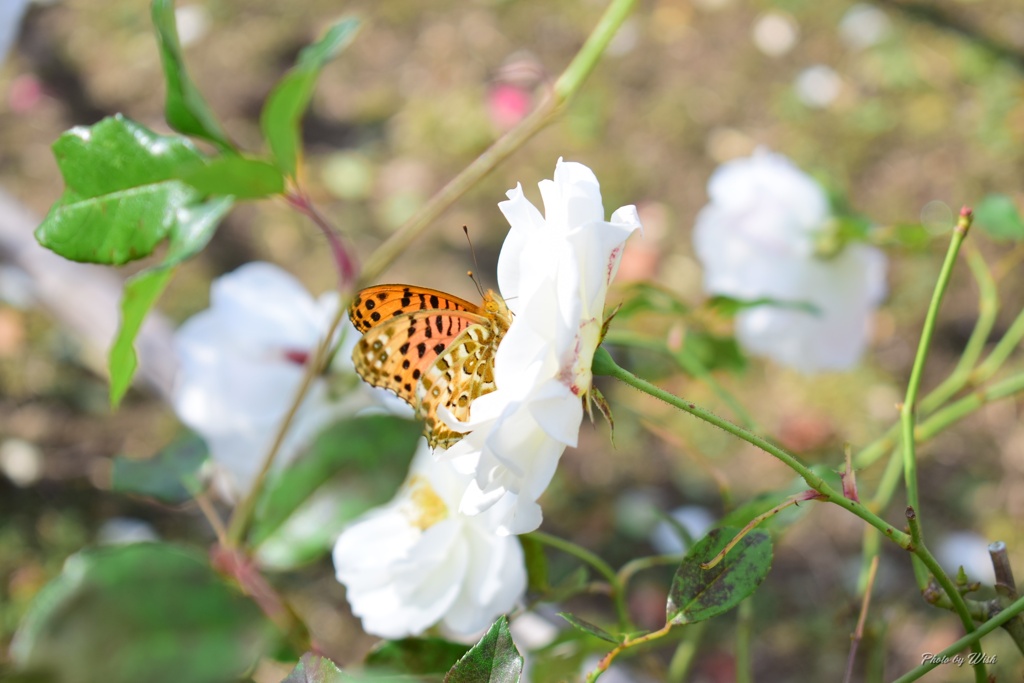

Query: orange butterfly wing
[350,285,480,333]
[349,285,511,449]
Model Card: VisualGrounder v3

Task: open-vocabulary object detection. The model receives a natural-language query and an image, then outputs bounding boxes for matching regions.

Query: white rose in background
[333,440,526,639]
[693,149,886,373]
[444,159,642,535]
[173,262,395,497]
[0,0,31,66]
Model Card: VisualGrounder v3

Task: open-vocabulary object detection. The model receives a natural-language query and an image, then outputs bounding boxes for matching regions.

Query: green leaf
[871,222,932,250]
[679,330,746,373]
[366,638,471,676]
[547,566,590,603]
[151,0,232,149]
[282,653,349,683]
[445,616,522,683]
[519,535,549,593]
[109,196,233,406]
[10,543,275,683]
[250,414,421,547]
[974,194,1024,242]
[111,434,208,503]
[182,156,286,199]
[706,295,818,318]
[261,18,361,177]
[35,115,204,265]
[666,527,773,625]
[613,282,690,321]
[556,613,618,644]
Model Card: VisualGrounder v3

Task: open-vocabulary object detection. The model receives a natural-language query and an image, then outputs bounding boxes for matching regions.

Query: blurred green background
[2,0,1024,680]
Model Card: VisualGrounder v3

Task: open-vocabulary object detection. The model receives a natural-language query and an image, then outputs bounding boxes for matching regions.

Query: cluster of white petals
[693,149,886,373]
[333,440,526,639]
[443,159,642,535]
[172,262,389,496]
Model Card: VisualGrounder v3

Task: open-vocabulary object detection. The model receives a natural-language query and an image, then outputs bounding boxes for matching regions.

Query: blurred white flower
[173,262,397,497]
[794,65,843,109]
[694,149,886,373]
[333,441,526,639]
[96,518,160,545]
[443,159,642,534]
[174,5,210,47]
[0,0,31,66]
[935,532,996,585]
[839,4,891,51]
[752,11,798,57]
[649,506,716,555]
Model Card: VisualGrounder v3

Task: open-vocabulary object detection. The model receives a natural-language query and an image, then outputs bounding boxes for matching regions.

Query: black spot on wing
[433,343,445,355]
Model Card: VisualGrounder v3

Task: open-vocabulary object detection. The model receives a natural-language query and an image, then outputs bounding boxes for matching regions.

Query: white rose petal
[694,149,886,373]
[441,159,641,535]
[333,442,526,638]
[172,262,395,497]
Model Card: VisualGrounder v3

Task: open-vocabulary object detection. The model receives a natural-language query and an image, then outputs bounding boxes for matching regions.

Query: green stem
[918,245,997,414]
[594,348,913,549]
[891,593,1024,683]
[917,371,1024,441]
[857,375,1024,599]
[856,244,994,472]
[735,599,753,683]
[905,507,986,682]
[357,0,636,286]
[973,304,1024,383]
[527,531,632,631]
[618,553,684,590]
[588,623,674,682]
[900,210,971,536]
[225,312,338,546]
[223,0,637,546]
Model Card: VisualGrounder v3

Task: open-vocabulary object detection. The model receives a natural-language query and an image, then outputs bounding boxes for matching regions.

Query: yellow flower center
[405,474,449,530]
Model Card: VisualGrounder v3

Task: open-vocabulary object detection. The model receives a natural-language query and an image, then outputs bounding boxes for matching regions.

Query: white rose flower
[333,440,526,639]
[0,0,31,66]
[173,262,395,497]
[693,149,886,373]
[443,159,642,535]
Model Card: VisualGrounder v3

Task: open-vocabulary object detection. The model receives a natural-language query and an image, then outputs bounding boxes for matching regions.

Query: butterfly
[349,284,512,450]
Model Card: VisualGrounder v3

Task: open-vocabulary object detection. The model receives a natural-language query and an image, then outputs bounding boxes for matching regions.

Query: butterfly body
[349,284,511,449]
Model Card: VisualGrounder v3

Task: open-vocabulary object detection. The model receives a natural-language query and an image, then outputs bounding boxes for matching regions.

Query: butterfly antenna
[463,226,487,297]
[467,270,486,298]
